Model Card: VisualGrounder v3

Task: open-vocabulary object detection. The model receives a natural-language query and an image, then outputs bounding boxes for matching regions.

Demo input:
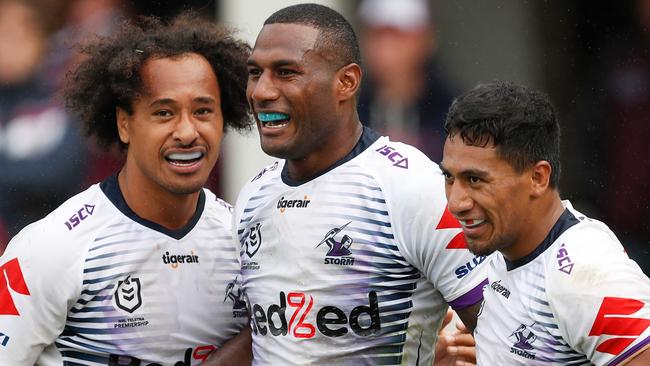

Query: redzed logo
[0,258,31,316]
[589,297,650,355]
[250,291,381,339]
[436,206,467,249]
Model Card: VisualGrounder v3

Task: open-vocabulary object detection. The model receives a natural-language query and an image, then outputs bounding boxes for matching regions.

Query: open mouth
[459,219,485,229]
[165,151,204,166]
[258,112,290,129]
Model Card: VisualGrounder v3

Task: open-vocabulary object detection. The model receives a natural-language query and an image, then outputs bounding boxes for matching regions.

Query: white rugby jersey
[234,128,488,365]
[475,201,650,365]
[0,175,245,365]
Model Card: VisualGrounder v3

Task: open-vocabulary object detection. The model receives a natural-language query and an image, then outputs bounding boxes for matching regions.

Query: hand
[433,309,476,366]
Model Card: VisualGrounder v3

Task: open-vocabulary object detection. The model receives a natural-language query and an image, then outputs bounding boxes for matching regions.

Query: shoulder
[3,184,115,270]
[234,160,283,213]
[360,136,447,214]
[545,207,641,297]
[202,188,234,226]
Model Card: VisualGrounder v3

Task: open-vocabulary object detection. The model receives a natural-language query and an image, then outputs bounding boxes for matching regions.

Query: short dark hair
[444,81,562,188]
[264,3,362,69]
[64,12,251,150]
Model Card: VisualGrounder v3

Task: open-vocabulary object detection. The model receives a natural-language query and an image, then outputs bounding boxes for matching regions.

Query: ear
[530,160,553,198]
[116,107,130,145]
[335,63,362,101]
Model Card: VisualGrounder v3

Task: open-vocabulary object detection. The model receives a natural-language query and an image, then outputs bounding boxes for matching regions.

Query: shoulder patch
[374,144,409,169]
[251,161,279,182]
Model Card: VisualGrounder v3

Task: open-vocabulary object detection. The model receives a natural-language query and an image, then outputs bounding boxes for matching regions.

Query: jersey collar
[281,126,380,186]
[505,208,580,271]
[100,175,205,240]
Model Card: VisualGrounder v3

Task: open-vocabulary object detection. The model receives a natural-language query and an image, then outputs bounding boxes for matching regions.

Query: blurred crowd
[0,0,121,246]
[0,0,648,273]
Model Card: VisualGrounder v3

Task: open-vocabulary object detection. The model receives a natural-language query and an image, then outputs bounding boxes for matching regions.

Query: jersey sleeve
[378,142,488,310]
[0,220,84,365]
[547,224,650,366]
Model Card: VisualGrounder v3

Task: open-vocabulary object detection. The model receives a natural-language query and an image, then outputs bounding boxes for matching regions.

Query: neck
[502,192,565,261]
[118,166,200,230]
[286,117,363,182]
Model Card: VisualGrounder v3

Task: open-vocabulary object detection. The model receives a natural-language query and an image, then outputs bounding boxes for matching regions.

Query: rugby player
[232,4,486,365]
[0,13,252,365]
[441,81,650,365]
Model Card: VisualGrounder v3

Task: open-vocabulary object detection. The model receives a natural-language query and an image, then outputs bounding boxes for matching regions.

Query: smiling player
[0,13,252,365]
[232,4,486,365]
[441,81,650,365]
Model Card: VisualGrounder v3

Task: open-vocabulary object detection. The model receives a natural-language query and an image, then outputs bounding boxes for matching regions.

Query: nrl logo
[114,276,143,313]
[244,223,262,258]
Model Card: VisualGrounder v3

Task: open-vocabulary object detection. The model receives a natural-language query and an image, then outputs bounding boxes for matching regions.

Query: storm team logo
[114,276,143,313]
[509,322,537,360]
[224,276,247,318]
[317,222,355,266]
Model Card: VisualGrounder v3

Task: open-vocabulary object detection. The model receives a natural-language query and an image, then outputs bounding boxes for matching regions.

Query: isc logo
[64,204,95,230]
[375,145,409,169]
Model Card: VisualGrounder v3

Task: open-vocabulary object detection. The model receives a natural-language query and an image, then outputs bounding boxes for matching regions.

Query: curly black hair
[64,12,251,150]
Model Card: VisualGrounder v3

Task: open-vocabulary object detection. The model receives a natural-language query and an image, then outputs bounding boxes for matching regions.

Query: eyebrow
[247,58,300,68]
[194,96,216,104]
[149,96,216,108]
[439,163,490,178]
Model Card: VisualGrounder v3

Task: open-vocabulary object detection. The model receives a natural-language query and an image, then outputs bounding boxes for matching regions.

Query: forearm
[203,327,252,366]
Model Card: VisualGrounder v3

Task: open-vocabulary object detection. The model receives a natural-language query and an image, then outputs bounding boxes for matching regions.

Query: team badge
[244,223,262,258]
[317,222,355,266]
[224,276,247,318]
[509,322,538,360]
[114,276,143,313]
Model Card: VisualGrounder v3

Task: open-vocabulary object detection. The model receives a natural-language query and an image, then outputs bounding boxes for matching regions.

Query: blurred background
[0,0,648,274]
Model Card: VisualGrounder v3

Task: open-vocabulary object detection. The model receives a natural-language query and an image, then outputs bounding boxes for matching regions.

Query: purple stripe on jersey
[608,334,650,366]
[448,279,488,310]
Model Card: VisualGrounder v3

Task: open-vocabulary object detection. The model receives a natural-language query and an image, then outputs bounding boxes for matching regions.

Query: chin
[163,178,206,195]
[261,142,294,160]
[467,240,498,257]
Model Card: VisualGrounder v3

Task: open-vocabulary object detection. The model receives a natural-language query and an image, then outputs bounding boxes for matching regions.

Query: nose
[248,71,279,103]
[446,181,473,216]
[172,111,199,146]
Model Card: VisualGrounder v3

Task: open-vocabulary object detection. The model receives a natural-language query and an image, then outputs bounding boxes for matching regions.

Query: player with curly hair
[0,12,252,365]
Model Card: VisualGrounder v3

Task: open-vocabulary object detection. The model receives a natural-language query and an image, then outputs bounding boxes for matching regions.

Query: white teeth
[167,151,202,161]
[263,121,289,129]
[460,219,485,228]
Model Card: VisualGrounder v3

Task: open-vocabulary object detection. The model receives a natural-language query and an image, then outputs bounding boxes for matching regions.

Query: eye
[468,176,482,184]
[248,68,261,78]
[277,68,297,77]
[441,171,453,183]
[195,108,213,116]
[154,109,173,117]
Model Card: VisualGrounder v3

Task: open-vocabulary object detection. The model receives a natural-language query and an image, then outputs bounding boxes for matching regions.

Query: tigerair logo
[162,251,200,269]
[0,258,31,316]
[277,195,310,213]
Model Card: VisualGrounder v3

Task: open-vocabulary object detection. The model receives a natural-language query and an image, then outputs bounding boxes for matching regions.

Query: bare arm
[455,300,482,333]
[623,347,650,366]
[202,327,252,366]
